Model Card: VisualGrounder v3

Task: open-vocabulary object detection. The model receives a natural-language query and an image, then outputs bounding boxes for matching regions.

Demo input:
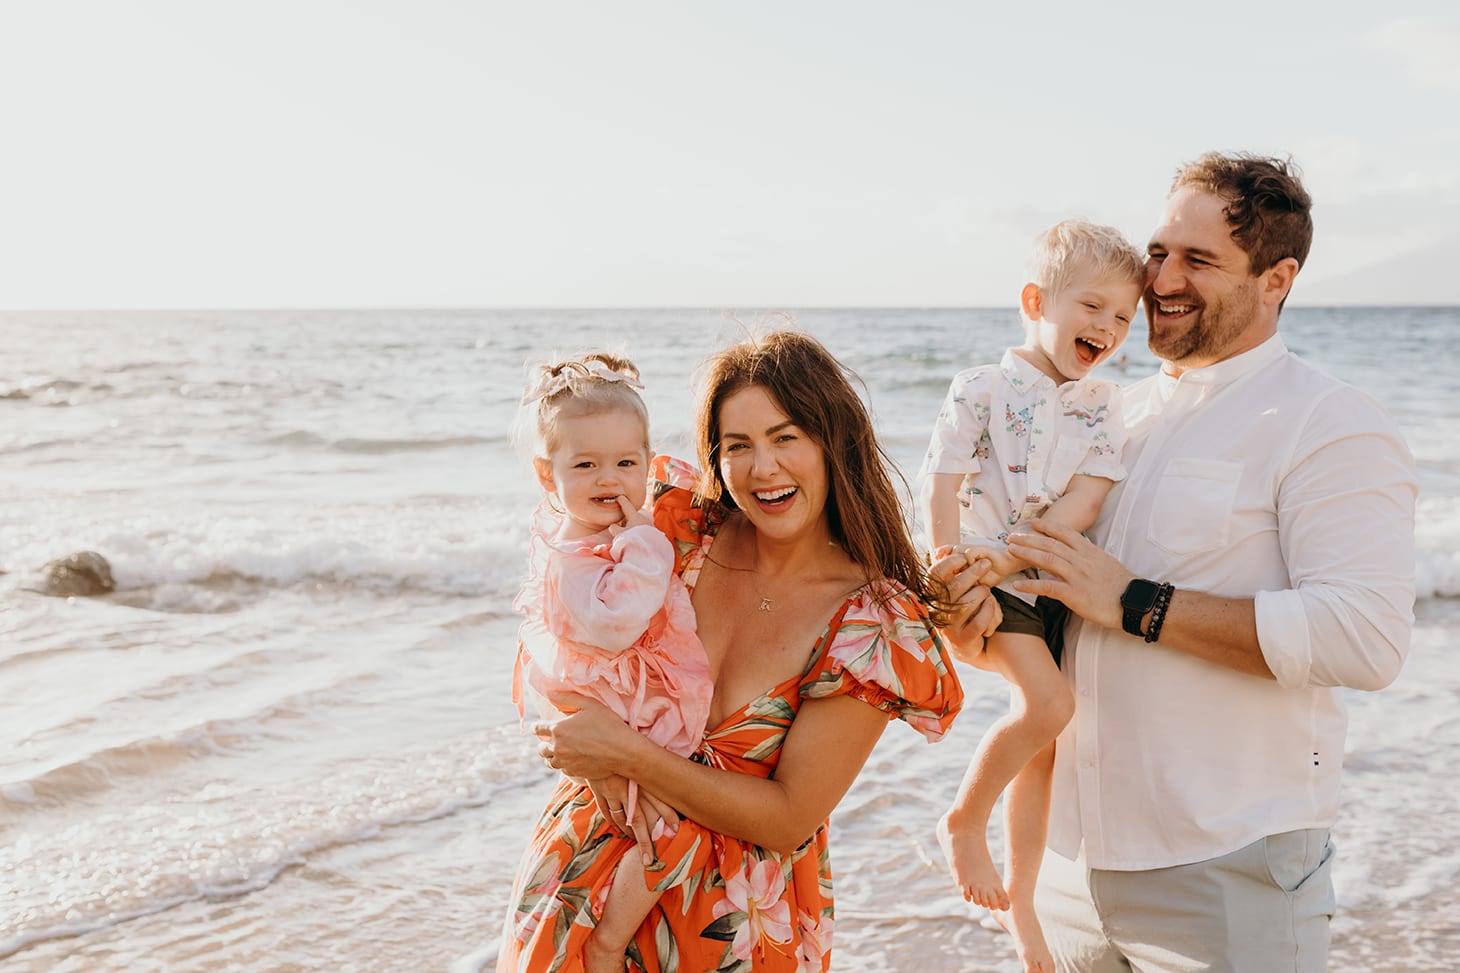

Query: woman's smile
[716,385,829,542]
[753,486,798,509]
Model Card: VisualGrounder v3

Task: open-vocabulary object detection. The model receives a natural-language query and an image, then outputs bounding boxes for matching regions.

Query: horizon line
[3,301,1457,314]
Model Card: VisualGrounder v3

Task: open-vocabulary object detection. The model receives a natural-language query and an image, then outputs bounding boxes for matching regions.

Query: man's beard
[1145,281,1259,366]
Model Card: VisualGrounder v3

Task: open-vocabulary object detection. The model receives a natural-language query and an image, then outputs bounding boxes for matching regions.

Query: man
[1005,153,1418,972]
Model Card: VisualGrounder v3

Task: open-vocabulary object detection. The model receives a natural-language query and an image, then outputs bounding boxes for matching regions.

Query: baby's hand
[608,495,654,534]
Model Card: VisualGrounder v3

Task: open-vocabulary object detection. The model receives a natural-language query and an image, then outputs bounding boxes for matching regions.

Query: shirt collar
[999,348,1059,391]
[1157,334,1288,391]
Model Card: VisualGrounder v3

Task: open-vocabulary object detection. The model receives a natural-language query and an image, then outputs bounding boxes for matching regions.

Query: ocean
[2,307,1457,972]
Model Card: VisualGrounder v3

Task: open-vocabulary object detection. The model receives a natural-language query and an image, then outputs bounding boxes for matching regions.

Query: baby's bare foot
[992,900,1055,973]
[936,811,1010,911]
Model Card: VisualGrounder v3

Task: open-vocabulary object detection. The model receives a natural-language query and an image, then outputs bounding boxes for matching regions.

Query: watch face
[1122,578,1160,611]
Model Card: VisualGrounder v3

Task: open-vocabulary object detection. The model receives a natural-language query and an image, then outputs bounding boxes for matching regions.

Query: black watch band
[1121,578,1160,637]
[1120,578,1175,640]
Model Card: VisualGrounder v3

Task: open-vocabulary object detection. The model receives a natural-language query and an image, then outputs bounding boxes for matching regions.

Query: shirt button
[1080,688,1090,697]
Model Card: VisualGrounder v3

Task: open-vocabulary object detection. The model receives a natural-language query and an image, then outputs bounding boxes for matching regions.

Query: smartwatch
[1121,578,1161,637]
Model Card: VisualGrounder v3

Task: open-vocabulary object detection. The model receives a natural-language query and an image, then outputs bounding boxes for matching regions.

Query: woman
[499,330,998,973]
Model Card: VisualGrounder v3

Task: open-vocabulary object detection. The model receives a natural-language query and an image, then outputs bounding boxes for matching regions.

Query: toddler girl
[512,352,712,973]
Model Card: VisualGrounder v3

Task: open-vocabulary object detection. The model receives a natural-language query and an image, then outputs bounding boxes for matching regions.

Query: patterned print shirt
[920,348,1127,570]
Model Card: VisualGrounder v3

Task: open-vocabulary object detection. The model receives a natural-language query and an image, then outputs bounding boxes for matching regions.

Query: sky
[2,1,1457,309]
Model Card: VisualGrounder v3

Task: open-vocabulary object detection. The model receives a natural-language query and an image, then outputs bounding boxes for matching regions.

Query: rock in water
[40,551,116,596]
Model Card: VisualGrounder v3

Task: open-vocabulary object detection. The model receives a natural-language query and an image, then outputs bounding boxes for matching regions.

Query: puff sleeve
[649,455,724,580]
[799,581,964,741]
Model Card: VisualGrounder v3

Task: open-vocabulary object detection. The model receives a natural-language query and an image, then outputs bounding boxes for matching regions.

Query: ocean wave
[4,491,1454,603]
[113,360,182,373]
[0,728,541,961]
[5,659,394,807]
[1417,557,1459,601]
[101,539,524,597]
[1415,495,1460,600]
[0,438,76,455]
[2,506,533,600]
[264,430,499,454]
[3,733,210,807]
[331,434,496,454]
[6,670,247,801]
[0,377,116,407]
[8,541,1459,604]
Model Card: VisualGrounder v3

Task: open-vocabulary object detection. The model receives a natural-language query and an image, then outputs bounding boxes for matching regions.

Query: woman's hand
[585,775,682,866]
[530,694,641,781]
[930,547,1003,666]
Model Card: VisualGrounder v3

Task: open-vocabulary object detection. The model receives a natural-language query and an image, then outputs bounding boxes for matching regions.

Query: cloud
[1369,16,1460,92]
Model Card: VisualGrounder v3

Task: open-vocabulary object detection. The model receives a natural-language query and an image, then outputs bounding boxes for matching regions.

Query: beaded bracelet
[1145,582,1175,643]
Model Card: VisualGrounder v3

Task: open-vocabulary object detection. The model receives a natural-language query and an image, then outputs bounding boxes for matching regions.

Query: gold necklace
[704,523,778,612]
[712,517,840,613]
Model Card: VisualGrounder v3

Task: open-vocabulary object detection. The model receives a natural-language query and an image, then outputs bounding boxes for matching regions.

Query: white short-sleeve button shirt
[921,349,1127,578]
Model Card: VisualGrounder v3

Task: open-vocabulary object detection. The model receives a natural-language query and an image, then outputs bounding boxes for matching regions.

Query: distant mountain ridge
[1294,236,1460,306]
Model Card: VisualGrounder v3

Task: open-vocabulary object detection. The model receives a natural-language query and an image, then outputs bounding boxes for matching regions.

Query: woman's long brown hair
[693,328,945,615]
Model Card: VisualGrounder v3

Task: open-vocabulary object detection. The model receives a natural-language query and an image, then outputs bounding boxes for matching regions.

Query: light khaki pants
[1034,829,1335,973]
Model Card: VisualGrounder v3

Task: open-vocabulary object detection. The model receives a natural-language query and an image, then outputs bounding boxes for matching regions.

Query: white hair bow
[521,360,645,404]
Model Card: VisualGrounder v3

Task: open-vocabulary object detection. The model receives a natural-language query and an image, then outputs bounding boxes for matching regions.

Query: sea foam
[0,727,540,961]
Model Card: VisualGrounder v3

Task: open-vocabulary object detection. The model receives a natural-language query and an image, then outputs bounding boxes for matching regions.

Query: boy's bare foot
[583,931,626,973]
[936,811,1010,911]
[992,900,1055,973]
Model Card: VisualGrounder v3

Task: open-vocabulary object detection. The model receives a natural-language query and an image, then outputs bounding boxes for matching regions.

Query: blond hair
[1026,219,1145,298]
[516,351,650,458]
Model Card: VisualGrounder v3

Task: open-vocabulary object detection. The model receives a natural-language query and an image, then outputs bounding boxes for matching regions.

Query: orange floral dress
[498,459,964,973]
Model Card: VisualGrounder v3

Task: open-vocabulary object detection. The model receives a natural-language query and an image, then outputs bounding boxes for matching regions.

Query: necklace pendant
[758,597,773,612]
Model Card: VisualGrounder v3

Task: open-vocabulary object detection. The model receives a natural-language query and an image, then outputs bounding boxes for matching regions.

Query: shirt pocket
[1147,458,1243,556]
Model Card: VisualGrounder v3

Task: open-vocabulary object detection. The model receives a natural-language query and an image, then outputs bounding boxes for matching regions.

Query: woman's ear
[1020,282,1045,321]
[532,456,556,493]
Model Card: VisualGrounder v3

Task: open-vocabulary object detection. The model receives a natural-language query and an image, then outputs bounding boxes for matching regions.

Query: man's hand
[1007,519,1133,629]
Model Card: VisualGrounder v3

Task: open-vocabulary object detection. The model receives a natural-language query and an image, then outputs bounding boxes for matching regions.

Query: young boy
[921,220,1144,973]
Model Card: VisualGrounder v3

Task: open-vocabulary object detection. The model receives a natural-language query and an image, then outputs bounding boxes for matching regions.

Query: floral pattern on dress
[497,457,963,973]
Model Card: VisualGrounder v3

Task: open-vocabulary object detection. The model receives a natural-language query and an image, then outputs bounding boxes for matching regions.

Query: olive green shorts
[992,587,1070,666]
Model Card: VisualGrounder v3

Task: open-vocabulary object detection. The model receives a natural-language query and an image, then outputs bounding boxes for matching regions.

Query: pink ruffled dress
[513,499,713,820]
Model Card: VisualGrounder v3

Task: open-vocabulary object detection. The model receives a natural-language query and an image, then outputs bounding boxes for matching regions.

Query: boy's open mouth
[1075,337,1107,365]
